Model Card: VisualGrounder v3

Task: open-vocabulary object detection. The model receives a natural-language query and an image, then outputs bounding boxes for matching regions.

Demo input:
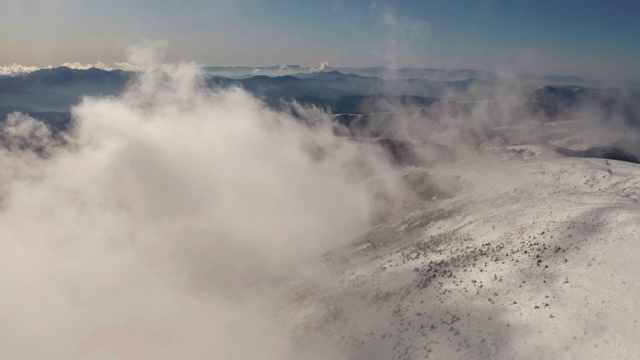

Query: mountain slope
[279,150,640,359]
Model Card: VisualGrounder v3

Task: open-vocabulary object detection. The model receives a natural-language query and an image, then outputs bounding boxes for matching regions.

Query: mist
[0,58,411,359]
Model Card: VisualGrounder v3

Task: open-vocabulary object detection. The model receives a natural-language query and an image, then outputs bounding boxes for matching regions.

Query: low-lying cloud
[0,57,404,359]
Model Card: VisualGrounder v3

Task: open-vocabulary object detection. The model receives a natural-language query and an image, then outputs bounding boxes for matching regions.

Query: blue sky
[2,0,639,80]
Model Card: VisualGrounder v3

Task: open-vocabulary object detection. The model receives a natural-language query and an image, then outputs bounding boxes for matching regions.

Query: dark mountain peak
[539,75,586,84]
[245,75,299,83]
[534,85,589,101]
[536,85,585,92]
[293,70,374,81]
[273,75,299,81]
[316,70,345,76]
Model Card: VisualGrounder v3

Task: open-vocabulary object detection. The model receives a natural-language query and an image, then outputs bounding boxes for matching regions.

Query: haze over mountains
[0,62,590,82]
[1,64,639,164]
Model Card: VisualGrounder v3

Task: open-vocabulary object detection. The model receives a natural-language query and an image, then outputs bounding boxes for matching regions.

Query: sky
[1,0,639,80]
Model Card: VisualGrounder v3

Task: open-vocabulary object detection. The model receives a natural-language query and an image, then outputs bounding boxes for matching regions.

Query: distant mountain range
[202,65,591,84]
[0,67,131,112]
[0,66,638,141]
[3,62,591,83]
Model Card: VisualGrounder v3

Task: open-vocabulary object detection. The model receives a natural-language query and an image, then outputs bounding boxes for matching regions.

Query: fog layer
[0,61,402,359]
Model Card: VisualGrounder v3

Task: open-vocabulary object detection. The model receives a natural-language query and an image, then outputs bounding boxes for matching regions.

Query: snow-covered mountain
[0,62,142,76]
[277,143,640,359]
[0,63,40,76]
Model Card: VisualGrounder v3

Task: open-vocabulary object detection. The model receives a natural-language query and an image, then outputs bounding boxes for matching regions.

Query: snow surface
[277,148,640,359]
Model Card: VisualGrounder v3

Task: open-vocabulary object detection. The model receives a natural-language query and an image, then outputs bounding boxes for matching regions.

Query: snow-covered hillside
[281,147,640,359]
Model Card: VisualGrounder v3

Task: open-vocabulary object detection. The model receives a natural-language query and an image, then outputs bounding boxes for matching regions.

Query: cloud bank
[0,56,403,359]
[310,61,329,73]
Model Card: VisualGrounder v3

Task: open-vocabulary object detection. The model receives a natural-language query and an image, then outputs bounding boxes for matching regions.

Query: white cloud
[310,61,329,73]
[58,61,114,71]
[0,112,55,152]
[114,61,143,71]
[0,49,402,359]
[0,63,39,75]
